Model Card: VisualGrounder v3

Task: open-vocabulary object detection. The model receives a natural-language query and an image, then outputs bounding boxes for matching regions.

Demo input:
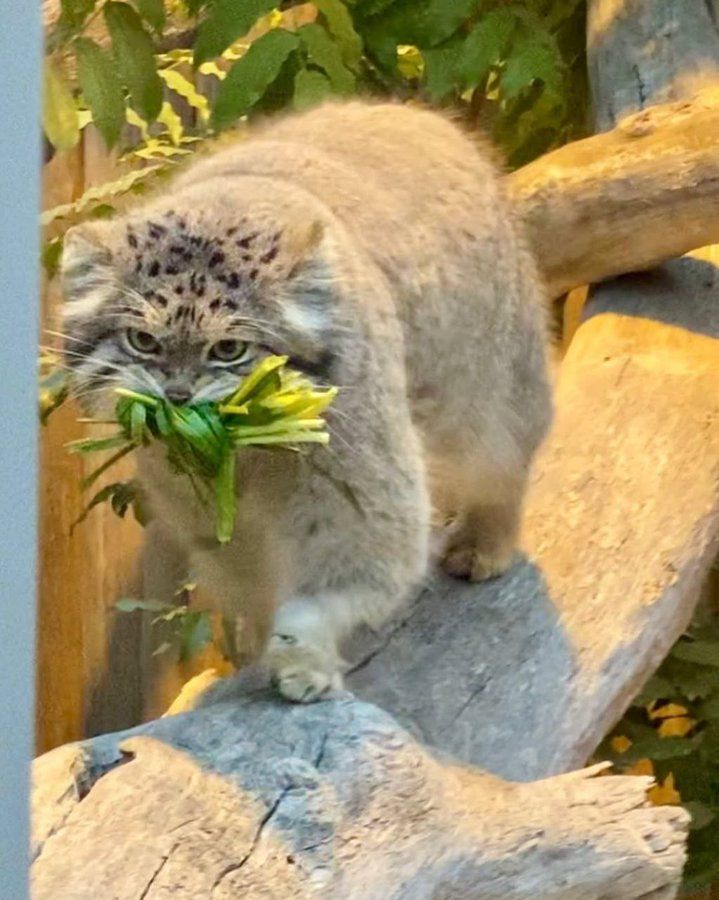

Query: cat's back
[173,101,505,254]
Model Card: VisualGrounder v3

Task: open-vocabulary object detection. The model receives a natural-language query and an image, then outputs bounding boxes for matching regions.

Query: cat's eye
[125,328,161,356]
[208,339,249,364]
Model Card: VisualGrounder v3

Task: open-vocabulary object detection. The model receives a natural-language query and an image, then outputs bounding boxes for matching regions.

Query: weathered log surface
[508,89,719,297]
[31,693,689,899]
[587,0,719,131]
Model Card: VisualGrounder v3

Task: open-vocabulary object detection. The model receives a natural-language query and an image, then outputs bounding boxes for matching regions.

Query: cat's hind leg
[430,393,550,583]
[438,458,527,581]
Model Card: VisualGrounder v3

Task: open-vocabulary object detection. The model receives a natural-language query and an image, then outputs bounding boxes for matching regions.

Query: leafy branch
[43,0,587,168]
[115,593,215,662]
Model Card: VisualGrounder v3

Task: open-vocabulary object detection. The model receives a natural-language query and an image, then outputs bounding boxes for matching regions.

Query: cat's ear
[281,220,333,339]
[61,225,115,323]
[285,220,325,275]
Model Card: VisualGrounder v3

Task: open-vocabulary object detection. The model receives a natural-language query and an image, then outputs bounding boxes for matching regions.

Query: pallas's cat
[61,101,551,701]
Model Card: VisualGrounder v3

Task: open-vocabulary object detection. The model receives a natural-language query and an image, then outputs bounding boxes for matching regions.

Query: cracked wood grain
[588,0,719,131]
[30,697,690,899]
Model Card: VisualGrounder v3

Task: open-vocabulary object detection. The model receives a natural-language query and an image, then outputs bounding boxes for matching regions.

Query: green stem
[215,452,236,544]
[81,443,135,489]
[231,432,329,447]
[224,418,323,438]
[115,387,160,406]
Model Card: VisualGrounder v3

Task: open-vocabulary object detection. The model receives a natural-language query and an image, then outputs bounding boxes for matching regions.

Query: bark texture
[508,89,719,296]
[31,694,689,899]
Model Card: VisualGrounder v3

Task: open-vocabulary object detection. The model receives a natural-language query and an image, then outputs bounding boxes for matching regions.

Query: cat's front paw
[266,633,343,703]
[272,664,343,703]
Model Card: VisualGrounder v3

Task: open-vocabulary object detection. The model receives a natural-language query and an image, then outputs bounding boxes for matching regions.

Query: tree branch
[30,698,690,899]
[508,89,719,297]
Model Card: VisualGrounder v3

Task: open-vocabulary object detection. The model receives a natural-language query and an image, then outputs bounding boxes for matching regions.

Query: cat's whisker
[59,348,128,372]
[42,329,93,347]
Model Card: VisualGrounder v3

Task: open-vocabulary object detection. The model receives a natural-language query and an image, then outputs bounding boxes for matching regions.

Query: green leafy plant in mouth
[42,354,337,543]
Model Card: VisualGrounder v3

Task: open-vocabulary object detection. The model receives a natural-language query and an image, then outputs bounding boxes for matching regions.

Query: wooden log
[37,129,147,752]
[30,694,689,899]
[507,89,719,297]
[587,0,719,131]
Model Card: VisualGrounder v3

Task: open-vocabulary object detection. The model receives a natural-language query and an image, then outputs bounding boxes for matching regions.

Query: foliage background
[43,0,587,238]
[597,585,719,892]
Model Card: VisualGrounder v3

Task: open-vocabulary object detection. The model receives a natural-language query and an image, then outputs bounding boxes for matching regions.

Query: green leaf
[41,237,65,280]
[71,480,140,531]
[115,597,170,613]
[697,692,719,720]
[250,47,301,115]
[41,164,164,226]
[184,0,211,14]
[43,60,80,151]
[685,819,719,888]
[211,29,300,131]
[179,611,213,662]
[193,0,276,66]
[455,8,518,87]
[91,203,117,219]
[500,34,563,102]
[74,38,126,149]
[298,23,355,94]
[633,674,675,706]
[313,0,363,69]
[135,0,165,32]
[67,434,130,454]
[129,400,148,444]
[293,68,333,110]
[110,481,140,518]
[357,0,396,14]
[672,641,719,668]
[361,0,479,70]
[104,1,163,121]
[659,656,719,700]
[422,36,462,100]
[620,734,703,765]
[59,0,97,30]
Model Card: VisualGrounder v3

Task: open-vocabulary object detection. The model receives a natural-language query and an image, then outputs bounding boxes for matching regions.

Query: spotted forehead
[124,210,283,309]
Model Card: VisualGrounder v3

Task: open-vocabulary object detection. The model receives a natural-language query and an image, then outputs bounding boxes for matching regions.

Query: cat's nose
[165,384,193,405]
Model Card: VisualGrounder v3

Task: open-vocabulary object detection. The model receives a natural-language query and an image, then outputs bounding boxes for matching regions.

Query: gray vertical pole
[0,2,41,898]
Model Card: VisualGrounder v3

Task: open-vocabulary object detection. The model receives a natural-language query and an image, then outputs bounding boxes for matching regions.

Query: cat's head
[60,190,341,414]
